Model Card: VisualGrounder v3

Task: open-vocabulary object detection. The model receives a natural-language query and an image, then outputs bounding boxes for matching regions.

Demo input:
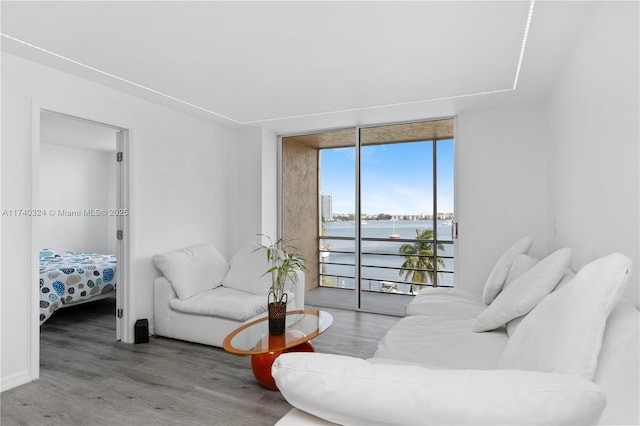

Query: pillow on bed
[482,236,534,305]
[152,243,229,300]
[473,247,571,332]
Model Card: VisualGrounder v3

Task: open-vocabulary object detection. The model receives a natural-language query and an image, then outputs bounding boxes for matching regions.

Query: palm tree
[399,229,445,293]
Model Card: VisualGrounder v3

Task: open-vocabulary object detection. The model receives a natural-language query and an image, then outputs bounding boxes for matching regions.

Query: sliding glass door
[317,131,357,309]
[284,118,454,315]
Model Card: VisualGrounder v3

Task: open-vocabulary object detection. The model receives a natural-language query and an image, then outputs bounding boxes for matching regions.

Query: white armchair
[153,242,305,347]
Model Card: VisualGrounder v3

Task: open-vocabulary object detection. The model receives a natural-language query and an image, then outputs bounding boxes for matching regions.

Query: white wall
[454,2,638,303]
[455,103,550,294]
[547,1,639,306]
[261,128,278,240]
[39,143,116,254]
[225,127,279,253]
[227,127,264,253]
[1,52,259,391]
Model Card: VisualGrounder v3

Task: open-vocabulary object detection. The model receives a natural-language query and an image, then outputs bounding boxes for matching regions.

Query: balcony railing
[319,235,454,295]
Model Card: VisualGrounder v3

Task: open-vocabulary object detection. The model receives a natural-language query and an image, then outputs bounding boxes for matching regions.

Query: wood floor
[1,298,400,425]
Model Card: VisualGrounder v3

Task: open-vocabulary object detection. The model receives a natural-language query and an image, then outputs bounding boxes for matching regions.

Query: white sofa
[153,242,305,347]
[273,238,639,425]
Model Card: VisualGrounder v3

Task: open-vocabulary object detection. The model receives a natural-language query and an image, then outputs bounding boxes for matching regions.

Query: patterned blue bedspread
[40,249,117,324]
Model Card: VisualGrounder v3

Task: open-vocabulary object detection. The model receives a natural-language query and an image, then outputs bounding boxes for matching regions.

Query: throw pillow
[504,261,574,337]
[222,241,274,296]
[152,243,229,300]
[504,254,539,287]
[505,315,524,337]
[273,352,606,425]
[473,247,571,332]
[498,253,631,380]
[554,267,577,290]
[481,236,534,304]
[501,255,541,336]
[505,267,575,337]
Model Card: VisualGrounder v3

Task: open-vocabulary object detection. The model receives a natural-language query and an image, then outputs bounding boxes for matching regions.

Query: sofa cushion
[405,288,485,319]
[168,286,295,322]
[272,352,606,426]
[498,253,631,380]
[593,300,640,425]
[473,247,571,332]
[374,315,508,370]
[555,267,577,289]
[222,242,275,296]
[481,236,533,304]
[152,244,229,300]
[502,254,540,336]
[505,266,576,337]
[504,254,540,286]
[505,316,524,337]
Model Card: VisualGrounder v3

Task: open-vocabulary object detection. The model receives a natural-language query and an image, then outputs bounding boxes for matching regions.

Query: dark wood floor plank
[1,298,399,425]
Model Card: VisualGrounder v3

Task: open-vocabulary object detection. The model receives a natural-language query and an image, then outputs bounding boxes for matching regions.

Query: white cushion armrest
[153,276,176,337]
[272,353,605,426]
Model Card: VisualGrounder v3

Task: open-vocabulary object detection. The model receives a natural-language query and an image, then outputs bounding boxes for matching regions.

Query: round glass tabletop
[223,309,333,355]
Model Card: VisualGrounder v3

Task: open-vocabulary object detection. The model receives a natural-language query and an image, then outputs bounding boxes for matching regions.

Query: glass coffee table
[222,309,333,390]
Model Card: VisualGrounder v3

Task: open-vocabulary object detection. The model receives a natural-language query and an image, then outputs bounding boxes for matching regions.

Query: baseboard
[1,370,33,392]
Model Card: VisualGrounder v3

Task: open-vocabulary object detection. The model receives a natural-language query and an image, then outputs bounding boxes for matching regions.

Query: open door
[115,129,129,340]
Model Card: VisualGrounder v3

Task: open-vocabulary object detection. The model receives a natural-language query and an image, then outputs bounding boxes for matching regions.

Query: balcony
[308,231,454,315]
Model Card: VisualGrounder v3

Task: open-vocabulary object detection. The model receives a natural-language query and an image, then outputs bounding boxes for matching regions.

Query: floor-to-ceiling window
[282,118,454,315]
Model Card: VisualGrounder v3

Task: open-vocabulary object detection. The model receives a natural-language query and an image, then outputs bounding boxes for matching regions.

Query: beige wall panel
[282,139,319,291]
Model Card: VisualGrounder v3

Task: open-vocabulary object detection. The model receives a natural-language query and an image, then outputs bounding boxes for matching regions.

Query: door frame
[29,100,132,381]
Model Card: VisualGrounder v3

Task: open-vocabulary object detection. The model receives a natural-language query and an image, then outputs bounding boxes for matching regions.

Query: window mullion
[355,127,362,309]
[432,138,438,287]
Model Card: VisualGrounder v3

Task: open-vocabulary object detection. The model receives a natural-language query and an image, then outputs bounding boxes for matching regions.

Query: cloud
[390,183,416,196]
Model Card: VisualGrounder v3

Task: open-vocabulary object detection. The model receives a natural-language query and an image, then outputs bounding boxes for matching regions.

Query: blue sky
[320,139,454,215]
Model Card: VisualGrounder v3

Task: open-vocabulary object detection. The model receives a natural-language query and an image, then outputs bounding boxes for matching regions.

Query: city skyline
[320,139,454,216]
[319,194,453,220]
[322,210,454,220]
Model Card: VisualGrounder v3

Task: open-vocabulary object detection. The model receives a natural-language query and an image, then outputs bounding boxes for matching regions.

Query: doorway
[33,109,130,361]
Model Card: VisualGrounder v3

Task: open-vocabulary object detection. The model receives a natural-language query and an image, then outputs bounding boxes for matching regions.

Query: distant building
[321,194,333,221]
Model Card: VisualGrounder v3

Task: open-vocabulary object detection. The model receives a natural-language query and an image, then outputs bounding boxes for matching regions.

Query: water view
[318,133,455,295]
[320,219,455,294]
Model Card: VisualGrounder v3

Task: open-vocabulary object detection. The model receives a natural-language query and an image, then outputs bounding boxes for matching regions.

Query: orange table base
[250,341,315,390]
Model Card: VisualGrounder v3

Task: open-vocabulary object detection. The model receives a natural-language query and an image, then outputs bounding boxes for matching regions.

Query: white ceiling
[1,1,593,134]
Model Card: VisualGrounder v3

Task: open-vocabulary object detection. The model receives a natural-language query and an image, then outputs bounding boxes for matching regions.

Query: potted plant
[256,236,305,335]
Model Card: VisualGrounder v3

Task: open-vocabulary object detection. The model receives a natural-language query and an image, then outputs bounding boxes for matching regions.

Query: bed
[39,249,117,324]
